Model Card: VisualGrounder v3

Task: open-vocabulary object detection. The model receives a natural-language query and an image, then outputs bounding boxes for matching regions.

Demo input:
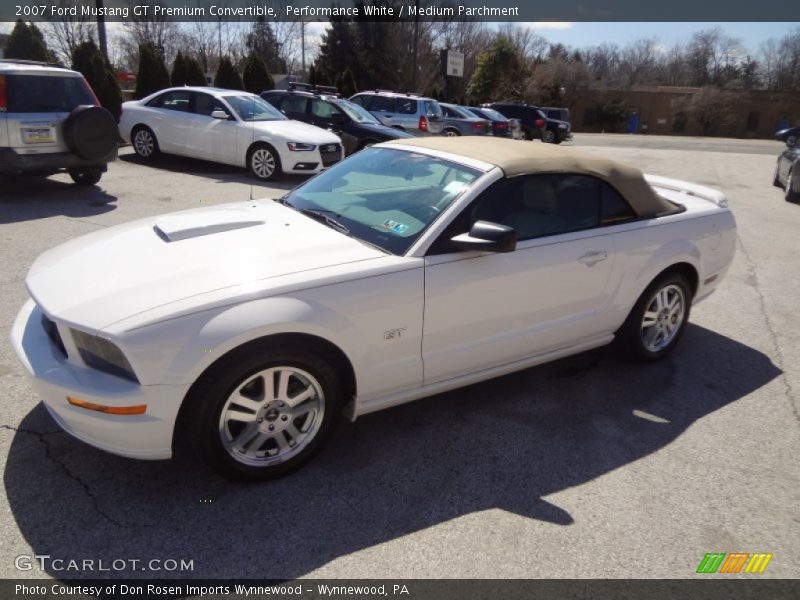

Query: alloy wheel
[640,284,686,352]
[218,366,325,467]
[250,148,276,179]
[133,129,154,157]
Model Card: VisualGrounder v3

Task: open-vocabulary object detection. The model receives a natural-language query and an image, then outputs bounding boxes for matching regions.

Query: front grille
[41,313,67,357]
[320,144,342,167]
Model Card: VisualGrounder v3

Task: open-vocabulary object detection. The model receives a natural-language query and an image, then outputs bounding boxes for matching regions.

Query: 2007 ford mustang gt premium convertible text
[11,138,736,480]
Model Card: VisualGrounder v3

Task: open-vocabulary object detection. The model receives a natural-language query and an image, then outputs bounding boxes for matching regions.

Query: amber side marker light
[67,397,146,415]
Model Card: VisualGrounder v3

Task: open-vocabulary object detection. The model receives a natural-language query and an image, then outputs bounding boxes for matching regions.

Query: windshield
[478,107,506,121]
[223,95,286,121]
[337,100,380,124]
[282,148,482,255]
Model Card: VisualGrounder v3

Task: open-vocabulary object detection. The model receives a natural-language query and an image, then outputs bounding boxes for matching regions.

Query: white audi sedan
[11,138,736,481]
[118,86,344,180]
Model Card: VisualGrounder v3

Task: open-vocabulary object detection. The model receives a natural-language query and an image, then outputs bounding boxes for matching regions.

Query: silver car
[349,91,444,135]
[0,60,118,185]
[439,103,491,137]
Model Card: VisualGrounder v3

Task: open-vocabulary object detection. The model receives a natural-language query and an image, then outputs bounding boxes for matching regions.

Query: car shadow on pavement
[3,324,781,579]
[119,151,308,191]
[0,177,118,224]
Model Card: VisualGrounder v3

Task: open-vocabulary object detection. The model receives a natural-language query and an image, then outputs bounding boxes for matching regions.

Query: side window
[193,93,228,117]
[396,98,416,114]
[311,99,342,119]
[424,100,442,117]
[600,183,636,224]
[350,94,372,108]
[263,95,283,109]
[282,96,309,114]
[370,95,396,112]
[156,91,191,112]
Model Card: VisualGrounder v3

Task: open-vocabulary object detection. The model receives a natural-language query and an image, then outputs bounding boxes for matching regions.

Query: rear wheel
[187,344,343,481]
[443,128,460,137]
[248,144,281,181]
[616,273,692,362]
[132,126,159,159]
[542,130,556,143]
[68,168,102,186]
[787,134,798,147]
[785,168,799,203]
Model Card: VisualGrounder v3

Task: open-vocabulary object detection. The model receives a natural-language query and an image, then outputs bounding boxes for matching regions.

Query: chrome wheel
[133,129,155,157]
[250,147,276,179]
[641,284,685,352]
[219,366,325,467]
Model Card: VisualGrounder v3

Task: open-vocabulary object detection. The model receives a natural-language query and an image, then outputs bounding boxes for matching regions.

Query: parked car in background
[12,137,736,481]
[463,106,514,138]
[439,103,491,136]
[775,126,799,147]
[773,144,799,202]
[262,84,412,155]
[482,102,547,141]
[119,86,343,180]
[0,60,118,186]
[349,90,444,135]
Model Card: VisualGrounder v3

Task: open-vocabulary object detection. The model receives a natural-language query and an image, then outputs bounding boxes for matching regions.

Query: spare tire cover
[63,105,118,161]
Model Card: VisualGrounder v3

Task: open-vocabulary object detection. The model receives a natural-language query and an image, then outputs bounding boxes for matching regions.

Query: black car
[773,144,799,202]
[463,106,513,138]
[262,85,413,155]
[484,102,572,143]
[775,126,799,147]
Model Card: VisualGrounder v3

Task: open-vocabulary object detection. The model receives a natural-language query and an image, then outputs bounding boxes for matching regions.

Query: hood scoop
[154,209,265,242]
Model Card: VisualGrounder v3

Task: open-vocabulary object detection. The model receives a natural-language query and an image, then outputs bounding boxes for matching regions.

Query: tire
[787,134,797,147]
[785,168,799,203]
[443,128,460,137]
[523,129,533,141]
[131,126,159,159]
[542,130,556,143]
[773,163,784,188]
[186,343,343,481]
[68,168,102,186]
[63,105,117,161]
[248,143,281,181]
[616,272,693,362]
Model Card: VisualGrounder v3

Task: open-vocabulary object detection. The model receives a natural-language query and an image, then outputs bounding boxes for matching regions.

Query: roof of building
[384,136,674,217]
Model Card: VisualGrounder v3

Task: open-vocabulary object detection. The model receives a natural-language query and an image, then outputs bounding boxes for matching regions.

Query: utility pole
[411,0,419,91]
[95,0,108,60]
[301,21,305,76]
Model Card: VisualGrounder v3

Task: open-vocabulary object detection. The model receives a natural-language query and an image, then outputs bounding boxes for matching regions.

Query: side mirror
[211,110,229,120]
[331,112,346,126]
[450,221,516,253]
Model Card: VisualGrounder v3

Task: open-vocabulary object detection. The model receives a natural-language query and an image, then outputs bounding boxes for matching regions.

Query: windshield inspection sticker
[382,219,409,235]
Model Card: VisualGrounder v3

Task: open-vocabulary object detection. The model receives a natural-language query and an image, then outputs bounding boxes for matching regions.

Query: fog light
[67,396,147,415]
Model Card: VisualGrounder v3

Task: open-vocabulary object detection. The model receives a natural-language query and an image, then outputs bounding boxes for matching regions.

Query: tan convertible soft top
[385,137,674,217]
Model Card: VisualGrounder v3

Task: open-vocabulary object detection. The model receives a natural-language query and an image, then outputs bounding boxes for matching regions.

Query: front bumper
[279,144,343,175]
[0,147,117,174]
[10,300,188,460]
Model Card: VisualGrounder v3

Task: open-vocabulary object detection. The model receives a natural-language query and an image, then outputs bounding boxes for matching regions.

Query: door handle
[578,250,608,265]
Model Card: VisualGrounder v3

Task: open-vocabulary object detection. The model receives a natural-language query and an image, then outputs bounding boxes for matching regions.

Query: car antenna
[250,93,255,202]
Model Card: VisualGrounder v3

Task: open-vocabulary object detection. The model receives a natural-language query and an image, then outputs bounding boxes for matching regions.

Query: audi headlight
[71,329,138,383]
[287,142,316,151]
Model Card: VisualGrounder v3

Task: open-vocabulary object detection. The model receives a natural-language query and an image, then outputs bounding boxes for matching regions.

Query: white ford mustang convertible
[11,138,736,480]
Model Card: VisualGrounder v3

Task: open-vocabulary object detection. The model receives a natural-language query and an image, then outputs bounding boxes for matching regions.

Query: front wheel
[68,168,102,186]
[248,144,281,180]
[131,126,159,159]
[188,345,342,481]
[616,273,692,362]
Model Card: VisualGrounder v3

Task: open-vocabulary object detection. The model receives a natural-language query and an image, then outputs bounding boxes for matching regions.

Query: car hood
[253,119,341,144]
[26,201,385,331]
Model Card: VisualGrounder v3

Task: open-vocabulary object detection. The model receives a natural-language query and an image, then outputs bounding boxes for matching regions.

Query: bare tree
[45,0,96,65]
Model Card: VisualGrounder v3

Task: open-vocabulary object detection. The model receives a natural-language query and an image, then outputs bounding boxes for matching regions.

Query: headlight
[287,142,316,151]
[71,329,138,383]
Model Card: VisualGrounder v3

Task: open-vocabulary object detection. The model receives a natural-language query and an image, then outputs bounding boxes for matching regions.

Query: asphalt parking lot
[0,133,798,580]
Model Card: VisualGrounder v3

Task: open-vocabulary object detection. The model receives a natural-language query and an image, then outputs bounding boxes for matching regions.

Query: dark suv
[0,60,118,185]
[262,84,412,155]
[484,102,571,144]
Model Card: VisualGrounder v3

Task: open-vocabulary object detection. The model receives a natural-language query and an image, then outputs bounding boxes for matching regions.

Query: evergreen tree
[467,36,526,103]
[335,67,358,97]
[135,44,170,99]
[71,40,123,119]
[245,17,286,73]
[214,56,244,90]
[242,52,273,94]
[183,56,207,86]
[308,64,318,87]
[171,52,188,86]
[4,19,50,62]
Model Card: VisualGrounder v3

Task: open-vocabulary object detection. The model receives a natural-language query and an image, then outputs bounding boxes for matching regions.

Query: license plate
[321,144,338,153]
[22,127,54,144]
